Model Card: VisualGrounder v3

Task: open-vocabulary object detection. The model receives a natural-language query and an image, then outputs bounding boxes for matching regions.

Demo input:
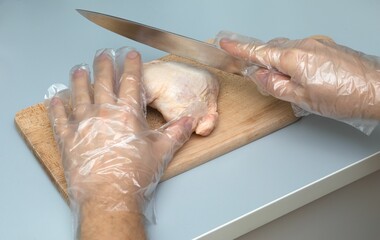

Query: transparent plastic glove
[217,31,380,134]
[45,48,204,239]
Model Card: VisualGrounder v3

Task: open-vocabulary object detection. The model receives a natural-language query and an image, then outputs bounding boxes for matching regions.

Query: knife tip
[76,9,85,15]
[76,9,93,17]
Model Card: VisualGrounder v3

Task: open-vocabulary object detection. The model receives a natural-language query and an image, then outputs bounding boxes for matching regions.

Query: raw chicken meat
[143,61,219,136]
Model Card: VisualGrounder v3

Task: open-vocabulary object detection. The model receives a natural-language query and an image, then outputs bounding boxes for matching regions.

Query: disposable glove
[217,31,380,134]
[46,48,204,239]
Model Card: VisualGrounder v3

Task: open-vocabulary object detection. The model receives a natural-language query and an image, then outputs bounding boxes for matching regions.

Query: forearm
[77,196,146,240]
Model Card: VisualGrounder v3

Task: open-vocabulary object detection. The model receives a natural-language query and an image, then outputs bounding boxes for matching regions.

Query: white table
[1,0,379,239]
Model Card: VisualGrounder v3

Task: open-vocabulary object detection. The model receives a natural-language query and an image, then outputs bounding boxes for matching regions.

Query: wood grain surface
[14,55,298,202]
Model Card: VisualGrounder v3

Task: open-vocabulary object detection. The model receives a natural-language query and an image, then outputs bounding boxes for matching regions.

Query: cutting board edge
[14,105,70,203]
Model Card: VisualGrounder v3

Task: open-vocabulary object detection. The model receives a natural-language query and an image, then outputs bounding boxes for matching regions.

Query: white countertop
[1,0,379,239]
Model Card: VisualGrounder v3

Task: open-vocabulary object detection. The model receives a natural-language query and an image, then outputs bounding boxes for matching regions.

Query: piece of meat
[143,61,219,136]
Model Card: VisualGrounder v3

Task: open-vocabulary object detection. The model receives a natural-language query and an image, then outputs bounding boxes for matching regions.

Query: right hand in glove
[219,33,380,121]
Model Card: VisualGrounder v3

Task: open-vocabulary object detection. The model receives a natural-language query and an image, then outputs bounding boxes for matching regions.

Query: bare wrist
[78,195,146,240]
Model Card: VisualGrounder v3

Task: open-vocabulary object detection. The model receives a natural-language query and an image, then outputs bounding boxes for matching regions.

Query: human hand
[218,32,380,121]
[47,48,199,239]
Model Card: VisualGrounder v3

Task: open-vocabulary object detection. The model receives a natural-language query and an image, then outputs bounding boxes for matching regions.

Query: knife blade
[77,9,249,74]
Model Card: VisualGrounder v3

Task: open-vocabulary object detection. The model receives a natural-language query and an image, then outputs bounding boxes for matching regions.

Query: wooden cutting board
[14,55,298,202]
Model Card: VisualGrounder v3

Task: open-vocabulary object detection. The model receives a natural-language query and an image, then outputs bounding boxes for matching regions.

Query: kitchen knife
[77,9,249,74]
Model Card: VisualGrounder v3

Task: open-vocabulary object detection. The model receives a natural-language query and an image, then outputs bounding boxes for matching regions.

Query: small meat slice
[143,61,219,136]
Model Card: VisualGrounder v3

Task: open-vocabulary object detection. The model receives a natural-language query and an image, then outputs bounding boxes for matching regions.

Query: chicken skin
[143,61,219,136]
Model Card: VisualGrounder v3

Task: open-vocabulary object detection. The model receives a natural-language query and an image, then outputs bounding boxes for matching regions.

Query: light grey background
[1,0,379,239]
